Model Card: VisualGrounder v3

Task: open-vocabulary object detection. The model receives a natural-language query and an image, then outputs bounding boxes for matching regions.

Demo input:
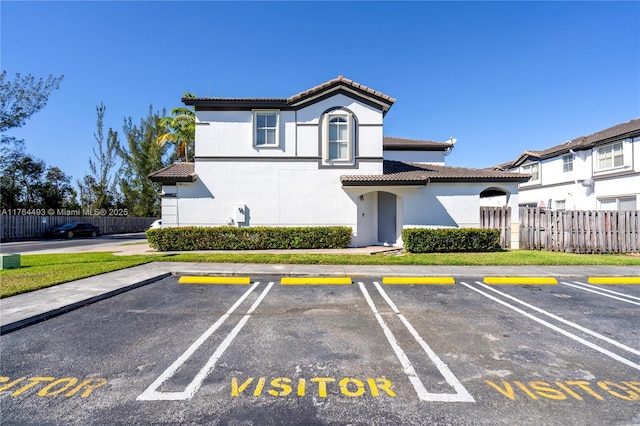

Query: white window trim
[594,141,624,173]
[562,154,573,173]
[520,162,540,184]
[324,112,353,162]
[598,196,637,211]
[253,110,280,148]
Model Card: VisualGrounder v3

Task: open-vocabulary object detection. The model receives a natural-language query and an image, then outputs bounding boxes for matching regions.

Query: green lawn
[0,253,159,298]
[1,250,638,298]
[159,250,640,266]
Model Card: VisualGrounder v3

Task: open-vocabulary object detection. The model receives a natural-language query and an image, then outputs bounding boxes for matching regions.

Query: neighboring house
[495,118,640,211]
[149,76,529,247]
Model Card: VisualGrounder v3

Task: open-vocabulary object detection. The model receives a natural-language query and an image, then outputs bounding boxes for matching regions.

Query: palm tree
[156,92,195,161]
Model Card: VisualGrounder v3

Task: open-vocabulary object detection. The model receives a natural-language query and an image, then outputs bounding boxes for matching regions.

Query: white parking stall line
[138,281,275,401]
[561,281,640,304]
[461,281,640,372]
[372,281,475,402]
[358,282,474,402]
[474,281,640,357]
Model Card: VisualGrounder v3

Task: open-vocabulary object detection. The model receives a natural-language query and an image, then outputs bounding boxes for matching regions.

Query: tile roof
[148,162,196,183]
[182,76,395,114]
[383,136,453,151]
[288,75,396,104]
[341,161,531,186]
[500,118,640,169]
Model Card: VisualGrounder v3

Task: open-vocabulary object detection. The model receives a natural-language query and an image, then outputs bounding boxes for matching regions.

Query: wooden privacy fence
[480,206,511,249]
[519,208,640,254]
[1,215,158,241]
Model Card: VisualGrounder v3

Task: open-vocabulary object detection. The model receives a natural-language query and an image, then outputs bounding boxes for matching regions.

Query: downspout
[176,183,180,227]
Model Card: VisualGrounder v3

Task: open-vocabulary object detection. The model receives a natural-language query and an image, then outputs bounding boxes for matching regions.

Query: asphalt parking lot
[1,275,639,425]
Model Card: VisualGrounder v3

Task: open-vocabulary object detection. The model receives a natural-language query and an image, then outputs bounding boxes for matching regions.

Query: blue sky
[2,1,639,184]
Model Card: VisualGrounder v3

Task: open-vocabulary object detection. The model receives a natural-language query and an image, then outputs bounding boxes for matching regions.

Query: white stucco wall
[174,161,381,241]
[194,94,384,161]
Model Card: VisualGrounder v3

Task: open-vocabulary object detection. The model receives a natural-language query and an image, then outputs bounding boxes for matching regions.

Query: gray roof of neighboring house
[341,160,531,186]
[182,76,396,115]
[148,162,196,183]
[383,136,453,151]
[498,118,640,169]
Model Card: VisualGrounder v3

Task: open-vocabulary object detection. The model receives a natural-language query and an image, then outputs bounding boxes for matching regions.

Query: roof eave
[428,177,532,183]
[341,179,428,187]
[148,175,197,184]
[384,144,452,152]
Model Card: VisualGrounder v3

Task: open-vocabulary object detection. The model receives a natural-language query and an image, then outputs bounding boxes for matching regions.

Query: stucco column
[509,192,520,249]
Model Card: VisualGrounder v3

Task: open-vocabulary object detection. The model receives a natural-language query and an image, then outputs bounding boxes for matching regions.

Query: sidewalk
[2,257,639,335]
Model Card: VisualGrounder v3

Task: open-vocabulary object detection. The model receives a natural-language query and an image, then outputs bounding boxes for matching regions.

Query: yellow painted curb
[383,277,455,285]
[178,276,251,285]
[588,277,640,285]
[280,277,352,285]
[484,277,558,285]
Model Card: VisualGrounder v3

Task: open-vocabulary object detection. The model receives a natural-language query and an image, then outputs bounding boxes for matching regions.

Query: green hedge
[402,228,501,253]
[146,226,352,251]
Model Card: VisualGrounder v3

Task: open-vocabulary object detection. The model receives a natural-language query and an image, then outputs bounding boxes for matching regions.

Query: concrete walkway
[2,256,639,335]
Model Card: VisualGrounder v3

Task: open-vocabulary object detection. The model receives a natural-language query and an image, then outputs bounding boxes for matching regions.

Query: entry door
[377,192,397,245]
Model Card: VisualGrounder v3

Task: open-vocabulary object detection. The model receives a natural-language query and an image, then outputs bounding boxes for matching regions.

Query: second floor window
[597,142,623,170]
[254,111,279,147]
[562,154,573,173]
[521,162,539,181]
[328,114,351,160]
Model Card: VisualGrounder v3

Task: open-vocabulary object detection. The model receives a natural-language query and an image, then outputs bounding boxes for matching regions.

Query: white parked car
[149,219,162,229]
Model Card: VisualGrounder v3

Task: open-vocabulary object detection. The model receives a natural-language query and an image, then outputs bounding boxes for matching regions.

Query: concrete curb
[0,272,171,335]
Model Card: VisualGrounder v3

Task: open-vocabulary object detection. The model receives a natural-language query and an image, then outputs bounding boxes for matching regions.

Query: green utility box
[0,253,21,270]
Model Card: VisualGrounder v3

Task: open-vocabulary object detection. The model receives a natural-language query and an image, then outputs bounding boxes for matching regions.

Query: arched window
[323,111,354,162]
[328,115,349,160]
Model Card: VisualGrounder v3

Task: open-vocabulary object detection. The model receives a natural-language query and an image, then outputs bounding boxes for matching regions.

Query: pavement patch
[280,277,352,285]
[587,277,640,285]
[382,276,455,285]
[178,276,251,285]
[484,277,558,285]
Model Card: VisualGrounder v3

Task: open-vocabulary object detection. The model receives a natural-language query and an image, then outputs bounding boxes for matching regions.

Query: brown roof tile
[342,161,531,186]
[148,162,196,183]
[288,75,396,104]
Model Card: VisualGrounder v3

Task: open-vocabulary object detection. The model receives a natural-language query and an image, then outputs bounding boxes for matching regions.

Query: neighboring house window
[326,113,352,161]
[599,197,637,211]
[254,111,279,147]
[521,162,539,181]
[519,202,538,208]
[596,142,623,171]
[562,154,573,173]
[620,197,637,211]
[555,200,566,210]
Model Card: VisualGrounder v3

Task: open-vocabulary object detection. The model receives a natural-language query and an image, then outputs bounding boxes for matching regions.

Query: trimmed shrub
[402,228,501,253]
[146,226,352,251]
